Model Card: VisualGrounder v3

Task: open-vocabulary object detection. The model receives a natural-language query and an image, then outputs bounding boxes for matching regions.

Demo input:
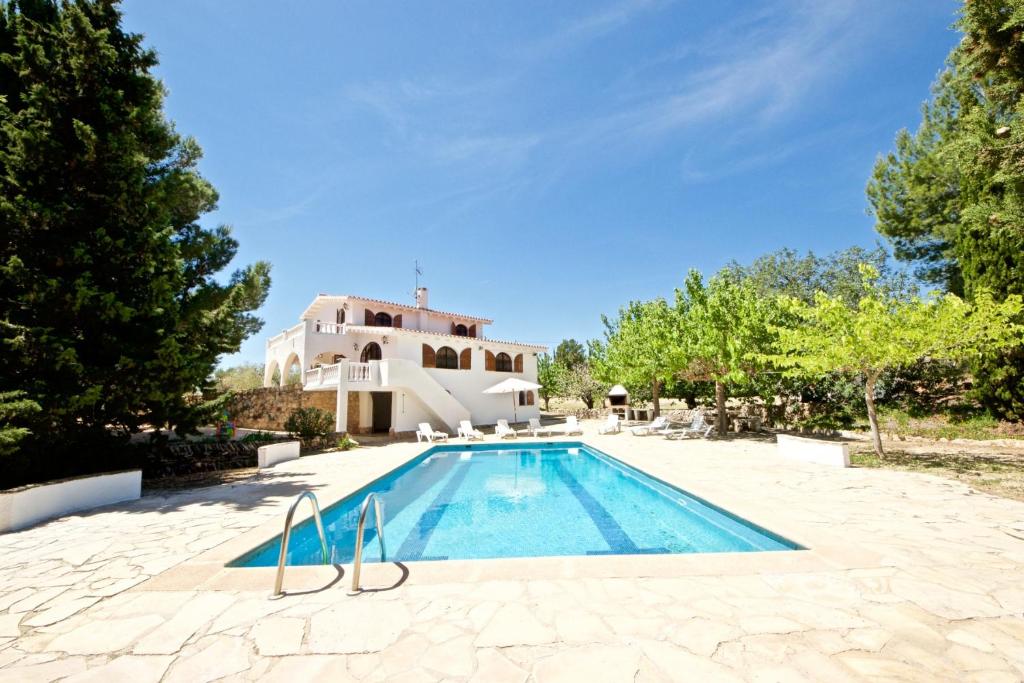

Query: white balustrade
[313,321,345,335]
[348,362,372,382]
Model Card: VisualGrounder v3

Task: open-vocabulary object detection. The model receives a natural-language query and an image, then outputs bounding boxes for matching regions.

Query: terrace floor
[1,424,1023,682]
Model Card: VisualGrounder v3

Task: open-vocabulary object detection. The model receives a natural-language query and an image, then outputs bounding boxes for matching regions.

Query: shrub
[284,407,335,439]
[337,434,359,451]
[240,431,279,443]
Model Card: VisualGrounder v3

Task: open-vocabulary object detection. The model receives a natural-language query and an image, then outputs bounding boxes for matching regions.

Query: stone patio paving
[1,424,1023,682]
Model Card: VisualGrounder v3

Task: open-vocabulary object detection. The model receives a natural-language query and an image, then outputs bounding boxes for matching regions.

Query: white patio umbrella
[482,377,542,424]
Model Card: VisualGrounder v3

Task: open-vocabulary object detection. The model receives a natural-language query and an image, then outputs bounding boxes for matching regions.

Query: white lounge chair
[495,419,518,439]
[555,415,583,436]
[457,420,484,440]
[663,413,714,439]
[520,417,548,437]
[630,416,669,436]
[597,414,620,434]
[416,422,449,443]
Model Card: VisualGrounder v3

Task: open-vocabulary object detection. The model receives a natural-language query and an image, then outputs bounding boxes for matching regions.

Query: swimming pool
[231,442,799,567]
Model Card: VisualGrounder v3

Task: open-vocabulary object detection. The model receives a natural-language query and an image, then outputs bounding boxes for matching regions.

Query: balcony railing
[313,322,345,335]
[348,362,372,382]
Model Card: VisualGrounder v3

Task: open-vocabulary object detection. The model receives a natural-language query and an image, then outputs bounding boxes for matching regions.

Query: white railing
[348,362,372,382]
[312,322,345,335]
[267,322,306,348]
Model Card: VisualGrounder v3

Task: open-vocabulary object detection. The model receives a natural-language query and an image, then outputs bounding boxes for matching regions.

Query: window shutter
[485,350,495,371]
[336,309,345,324]
[450,321,457,335]
[460,348,471,370]
[527,391,535,406]
[364,309,374,326]
[514,354,523,373]
[469,324,477,338]
[393,314,402,328]
[422,344,436,368]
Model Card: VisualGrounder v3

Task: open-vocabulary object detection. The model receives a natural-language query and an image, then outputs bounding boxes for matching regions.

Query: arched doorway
[282,353,302,385]
[360,342,382,363]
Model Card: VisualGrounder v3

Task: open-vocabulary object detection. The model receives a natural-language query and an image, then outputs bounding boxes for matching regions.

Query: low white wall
[776,434,850,468]
[0,470,142,533]
[257,441,301,468]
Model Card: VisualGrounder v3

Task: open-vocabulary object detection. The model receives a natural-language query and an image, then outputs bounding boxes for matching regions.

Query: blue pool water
[231,442,799,567]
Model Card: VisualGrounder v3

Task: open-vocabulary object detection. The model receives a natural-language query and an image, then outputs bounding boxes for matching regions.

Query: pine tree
[0,0,270,479]
[867,1,1024,419]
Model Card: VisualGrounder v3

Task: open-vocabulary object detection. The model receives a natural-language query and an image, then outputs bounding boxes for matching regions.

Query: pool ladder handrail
[351,492,387,592]
[272,490,329,598]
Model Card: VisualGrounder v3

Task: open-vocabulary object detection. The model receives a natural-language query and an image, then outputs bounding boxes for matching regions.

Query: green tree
[212,363,265,394]
[560,363,606,410]
[600,299,680,417]
[0,1,270,476]
[766,266,1023,457]
[676,269,777,434]
[535,353,563,411]
[553,339,587,369]
[867,2,1024,418]
[0,390,39,457]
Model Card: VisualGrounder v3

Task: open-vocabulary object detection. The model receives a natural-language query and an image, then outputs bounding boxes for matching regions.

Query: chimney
[415,287,429,309]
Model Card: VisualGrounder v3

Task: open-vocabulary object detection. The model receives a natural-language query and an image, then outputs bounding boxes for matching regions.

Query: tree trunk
[543,395,550,411]
[865,375,884,458]
[651,378,661,418]
[715,381,727,434]
[581,393,594,410]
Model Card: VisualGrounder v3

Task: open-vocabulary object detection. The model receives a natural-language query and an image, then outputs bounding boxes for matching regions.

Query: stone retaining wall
[225,385,336,431]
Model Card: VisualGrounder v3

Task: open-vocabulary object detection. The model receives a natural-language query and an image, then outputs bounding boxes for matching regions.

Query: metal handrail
[350,493,387,592]
[272,491,329,598]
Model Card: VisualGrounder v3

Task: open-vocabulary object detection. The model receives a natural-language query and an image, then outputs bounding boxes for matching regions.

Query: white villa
[264,288,545,435]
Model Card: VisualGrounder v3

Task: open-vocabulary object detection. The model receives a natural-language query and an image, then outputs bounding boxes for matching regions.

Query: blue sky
[121,0,961,365]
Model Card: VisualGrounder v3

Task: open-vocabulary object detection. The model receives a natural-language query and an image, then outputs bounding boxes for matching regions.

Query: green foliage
[559,363,607,410]
[0,390,40,457]
[766,265,1024,455]
[336,434,359,451]
[553,339,587,369]
[600,298,679,414]
[213,363,265,394]
[731,245,914,307]
[868,2,1024,416]
[535,353,564,410]
[239,431,279,444]
[0,0,271,473]
[284,408,335,440]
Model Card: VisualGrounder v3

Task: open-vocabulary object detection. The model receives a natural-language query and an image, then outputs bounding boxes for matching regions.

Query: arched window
[518,390,526,406]
[495,352,513,372]
[360,342,382,362]
[436,346,458,369]
[336,308,345,324]
[374,312,392,327]
[454,324,468,336]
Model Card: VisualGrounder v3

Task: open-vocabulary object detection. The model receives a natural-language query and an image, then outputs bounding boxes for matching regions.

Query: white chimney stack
[415,287,429,309]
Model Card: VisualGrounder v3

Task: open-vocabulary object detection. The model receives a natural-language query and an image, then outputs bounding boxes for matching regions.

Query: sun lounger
[630,416,669,436]
[457,420,484,440]
[416,422,449,443]
[662,413,714,439]
[495,419,518,439]
[597,414,620,434]
[556,415,583,436]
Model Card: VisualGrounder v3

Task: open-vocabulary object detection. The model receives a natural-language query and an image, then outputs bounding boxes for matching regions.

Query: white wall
[0,470,141,533]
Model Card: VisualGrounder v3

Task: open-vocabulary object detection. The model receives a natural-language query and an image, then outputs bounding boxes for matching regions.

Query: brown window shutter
[450,321,457,335]
[514,353,523,373]
[364,309,374,326]
[485,350,495,371]
[422,344,436,368]
[527,391,535,406]
[468,324,477,338]
[393,314,402,328]
[459,348,471,370]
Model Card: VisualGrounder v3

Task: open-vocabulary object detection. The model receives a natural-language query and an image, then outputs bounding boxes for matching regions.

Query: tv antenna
[414,260,423,300]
